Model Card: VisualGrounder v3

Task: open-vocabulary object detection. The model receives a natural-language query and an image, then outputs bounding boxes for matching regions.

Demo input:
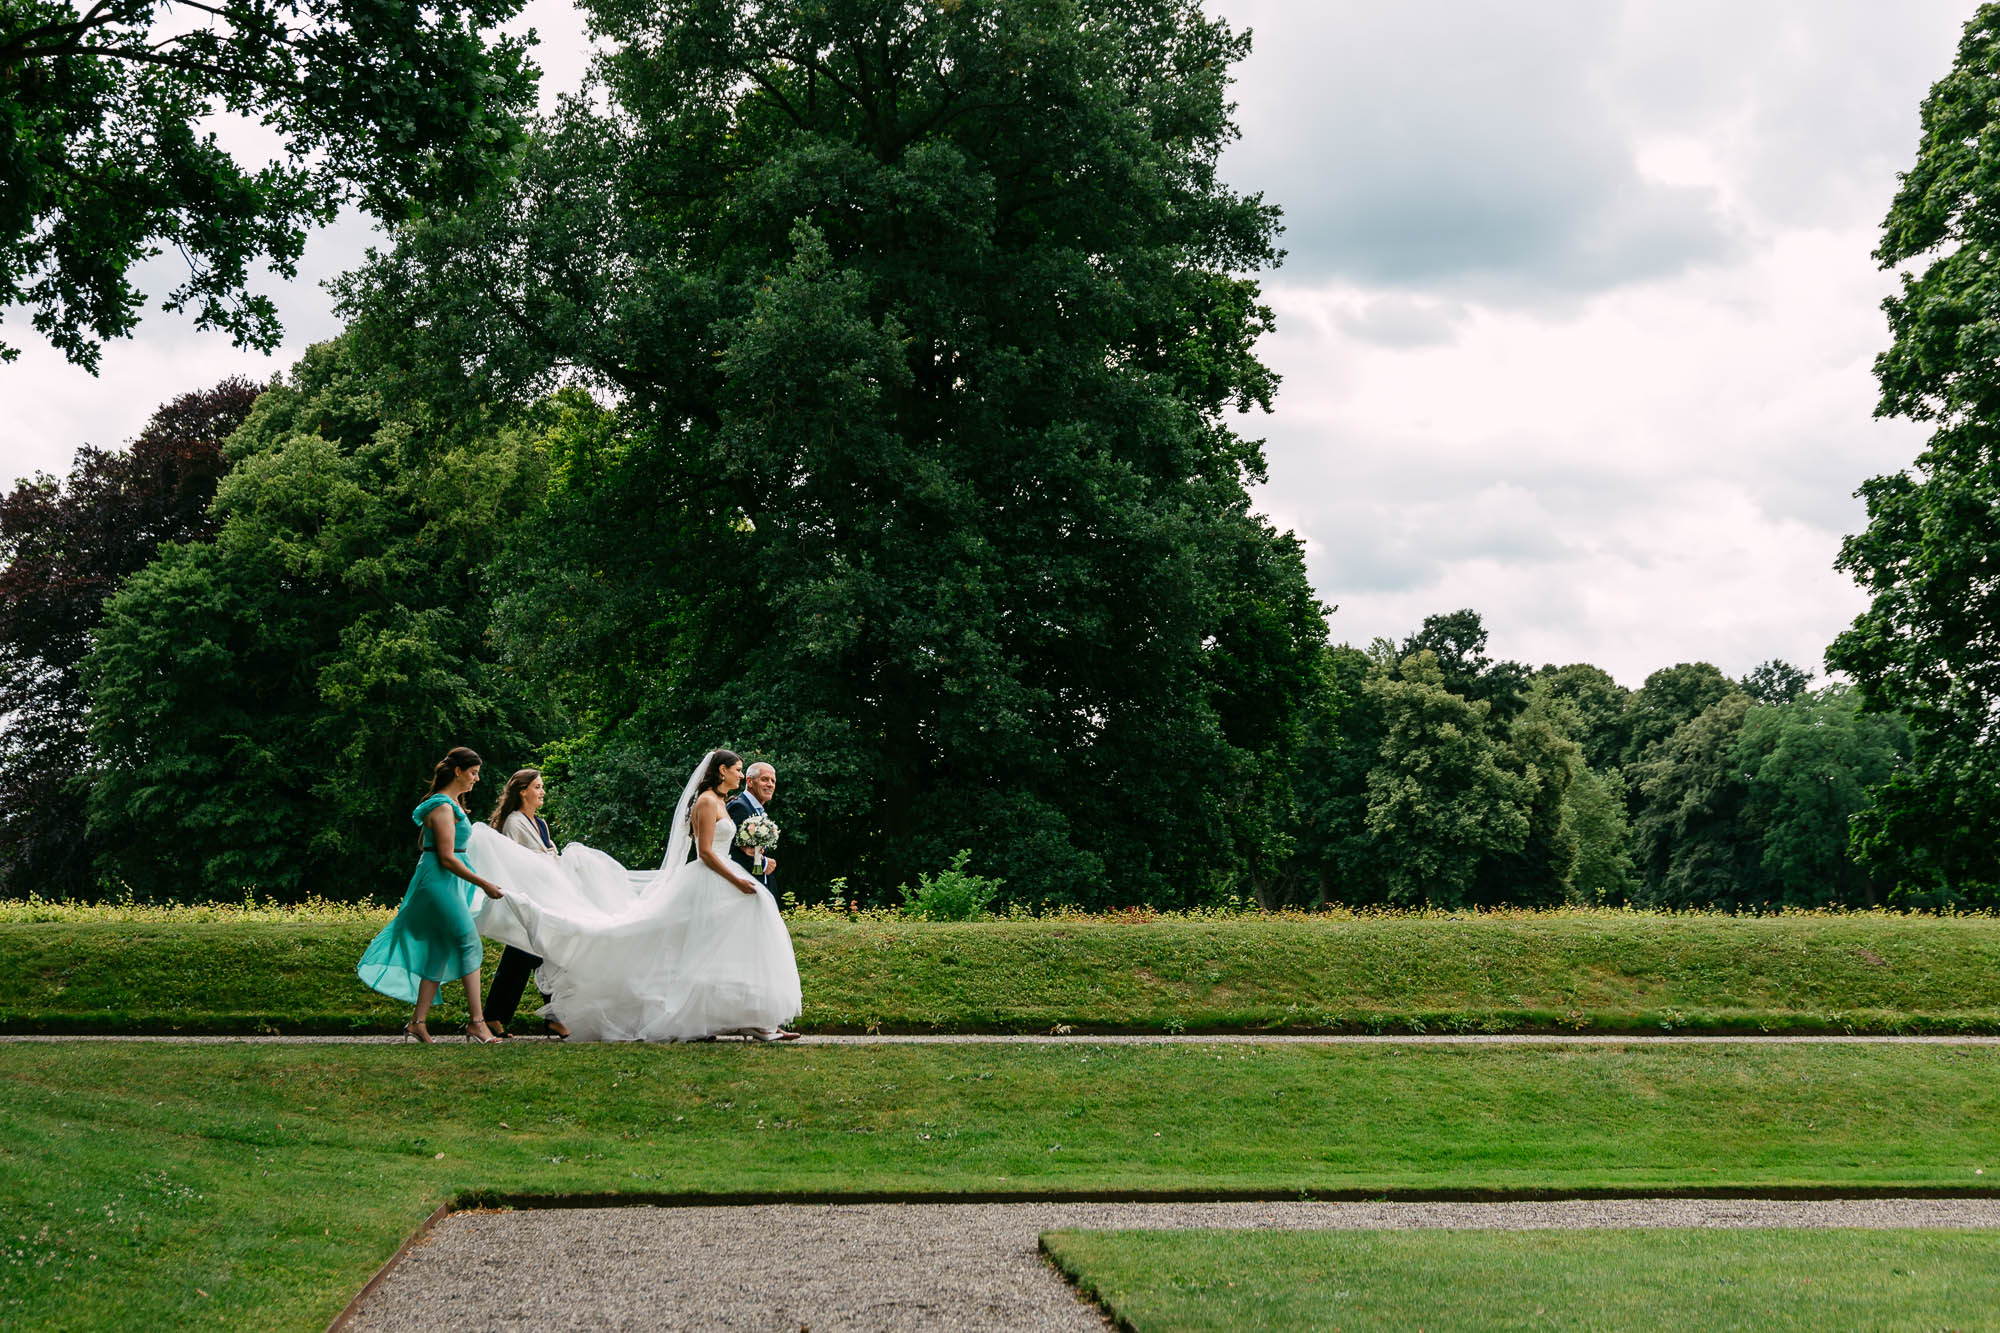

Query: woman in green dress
[357,746,508,1043]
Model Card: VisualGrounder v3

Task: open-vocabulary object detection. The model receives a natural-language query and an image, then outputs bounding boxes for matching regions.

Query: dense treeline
[0,378,265,898]
[0,376,1916,913]
[0,0,1992,911]
[1264,613,1909,912]
[85,348,550,900]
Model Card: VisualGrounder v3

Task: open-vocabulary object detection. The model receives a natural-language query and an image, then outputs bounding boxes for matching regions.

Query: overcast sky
[0,1,1973,686]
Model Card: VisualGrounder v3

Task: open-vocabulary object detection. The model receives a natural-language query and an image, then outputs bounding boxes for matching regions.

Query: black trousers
[485,945,545,1027]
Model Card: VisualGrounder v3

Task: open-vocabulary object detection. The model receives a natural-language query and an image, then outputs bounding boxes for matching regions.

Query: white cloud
[1246,216,1933,684]
[1214,0,1969,685]
[0,208,373,475]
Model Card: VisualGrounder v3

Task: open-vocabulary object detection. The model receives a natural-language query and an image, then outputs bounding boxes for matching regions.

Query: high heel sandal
[402,1021,433,1044]
[545,1019,570,1041]
[464,1020,502,1045]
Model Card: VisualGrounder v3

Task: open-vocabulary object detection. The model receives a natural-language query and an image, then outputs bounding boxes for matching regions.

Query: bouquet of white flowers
[735,813,780,853]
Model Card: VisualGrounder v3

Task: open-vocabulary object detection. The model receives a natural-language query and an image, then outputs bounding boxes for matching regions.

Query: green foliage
[1317,633,1583,910]
[1399,608,1533,724]
[1629,692,1757,909]
[1276,645,1379,909]
[1472,687,1581,908]
[0,378,261,897]
[82,339,549,900]
[896,849,1004,921]
[1560,762,1637,904]
[340,0,1326,908]
[1363,653,1533,906]
[0,892,384,923]
[1283,616,1598,909]
[0,0,536,368]
[1732,686,1910,908]
[1826,3,2000,908]
[1621,661,1737,765]
[1741,657,1811,705]
[1630,686,1910,911]
[1536,662,1631,771]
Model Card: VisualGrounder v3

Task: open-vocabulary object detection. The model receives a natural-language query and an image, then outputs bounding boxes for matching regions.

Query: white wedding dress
[468,804,802,1043]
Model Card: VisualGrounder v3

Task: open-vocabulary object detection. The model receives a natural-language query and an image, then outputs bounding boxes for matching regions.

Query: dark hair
[697,749,743,795]
[488,768,542,829]
[425,746,482,797]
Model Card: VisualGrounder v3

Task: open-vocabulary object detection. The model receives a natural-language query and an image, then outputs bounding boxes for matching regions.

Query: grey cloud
[1217,0,1740,299]
[1304,494,1574,597]
[1330,296,1464,348]
[1603,0,1972,232]
[1255,434,1618,597]
[1251,421,1864,681]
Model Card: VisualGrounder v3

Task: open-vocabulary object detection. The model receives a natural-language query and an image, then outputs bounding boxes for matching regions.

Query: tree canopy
[1621,661,1736,766]
[1826,1,2000,907]
[1400,609,1532,725]
[337,0,1325,907]
[84,340,547,898]
[1741,659,1811,706]
[1734,686,1908,908]
[0,376,262,895]
[0,0,536,369]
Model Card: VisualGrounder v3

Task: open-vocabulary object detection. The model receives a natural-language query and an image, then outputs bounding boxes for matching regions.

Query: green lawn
[2,1041,1996,1329]
[1039,1227,2000,1331]
[6,907,2000,1034]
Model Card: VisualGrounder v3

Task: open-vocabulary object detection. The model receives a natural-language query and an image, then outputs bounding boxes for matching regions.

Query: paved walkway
[7,1031,2000,1046]
[341,1197,2000,1332]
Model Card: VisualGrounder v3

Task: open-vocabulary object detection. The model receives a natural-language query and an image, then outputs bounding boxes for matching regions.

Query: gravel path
[7,1032,2000,1046]
[341,1197,2000,1333]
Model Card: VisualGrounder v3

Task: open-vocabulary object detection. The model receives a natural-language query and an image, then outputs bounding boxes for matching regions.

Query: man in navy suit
[725,761,777,887]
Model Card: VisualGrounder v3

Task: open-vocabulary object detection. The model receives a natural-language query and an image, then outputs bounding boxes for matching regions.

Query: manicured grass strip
[2,1042,1998,1329]
[1039,1227,2000,1332]
[7,910,2000,1033]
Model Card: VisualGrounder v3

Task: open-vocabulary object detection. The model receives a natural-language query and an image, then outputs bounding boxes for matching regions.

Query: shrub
[897,850,1003,921]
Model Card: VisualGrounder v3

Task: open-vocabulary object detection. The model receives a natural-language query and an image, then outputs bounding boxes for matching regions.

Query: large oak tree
[341,0,1329,906]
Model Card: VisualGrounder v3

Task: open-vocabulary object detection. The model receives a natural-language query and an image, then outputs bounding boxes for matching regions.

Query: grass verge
[2,1041,1997,1328]
[5,909,2000,1034]
[1039,1227,2000,1331]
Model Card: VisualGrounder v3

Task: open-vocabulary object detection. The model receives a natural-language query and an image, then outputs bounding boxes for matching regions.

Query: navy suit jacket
[725,790,770,886]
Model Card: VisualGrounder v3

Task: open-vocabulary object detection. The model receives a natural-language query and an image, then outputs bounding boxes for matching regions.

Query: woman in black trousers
[484,769,570,1039]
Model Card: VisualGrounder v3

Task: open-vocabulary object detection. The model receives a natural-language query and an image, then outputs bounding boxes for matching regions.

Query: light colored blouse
[502,810,557,856]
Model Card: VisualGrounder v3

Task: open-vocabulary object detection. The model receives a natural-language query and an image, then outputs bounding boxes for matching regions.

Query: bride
[465,749,803,1042]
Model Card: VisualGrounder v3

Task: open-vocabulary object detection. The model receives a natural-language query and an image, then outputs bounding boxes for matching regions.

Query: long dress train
[468,814,801,1042]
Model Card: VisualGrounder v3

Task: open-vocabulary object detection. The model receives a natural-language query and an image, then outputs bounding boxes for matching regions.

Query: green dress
[356,794,485,1003]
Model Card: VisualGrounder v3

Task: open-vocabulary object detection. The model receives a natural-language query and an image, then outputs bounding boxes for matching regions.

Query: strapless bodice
[709,817,736,856]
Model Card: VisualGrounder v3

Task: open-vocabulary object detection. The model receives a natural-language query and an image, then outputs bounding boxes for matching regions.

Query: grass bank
[1039,1227,2000,1331]
[3,907,1999,1034]
[1,1040,1997,1328]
